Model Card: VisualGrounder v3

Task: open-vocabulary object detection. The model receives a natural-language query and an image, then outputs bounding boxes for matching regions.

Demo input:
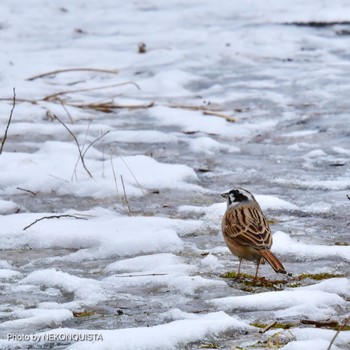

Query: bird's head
[221,187,254,207]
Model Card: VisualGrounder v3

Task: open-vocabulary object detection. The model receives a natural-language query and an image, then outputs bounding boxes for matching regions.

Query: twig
[347,194,350,201]
[52,114,93,178]
[327,316,350,350]
[43,82,140,101]
[203,110,237,122]
[17,187,37,196]
[26,67,119,81]
[120,175,132,213]
[112,273,167,278]
[259,321,277,334]
[0,88,16,154]
[23,214,87,231]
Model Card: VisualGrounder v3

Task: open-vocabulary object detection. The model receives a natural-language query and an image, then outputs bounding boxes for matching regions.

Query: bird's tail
[258,250,286,274]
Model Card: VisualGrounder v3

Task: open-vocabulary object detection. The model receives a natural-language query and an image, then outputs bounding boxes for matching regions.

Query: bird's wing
[222,204,272,250]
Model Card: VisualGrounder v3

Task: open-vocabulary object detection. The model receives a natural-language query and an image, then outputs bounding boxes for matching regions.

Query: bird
[221,187,286,279]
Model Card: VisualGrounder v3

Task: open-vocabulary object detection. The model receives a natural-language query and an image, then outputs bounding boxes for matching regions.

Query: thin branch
[0,88,16,154]
[113,273,167,278]
[23,214,87,231]
[27,67,119,81]
[17,187,37,196]
[120,175,132,214]
[347,194,350,201]
[43,82,140,101]
[52,114,93,178]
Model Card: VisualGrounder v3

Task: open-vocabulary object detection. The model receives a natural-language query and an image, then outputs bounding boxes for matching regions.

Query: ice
[103,130,178,144]
[188,136,240,155]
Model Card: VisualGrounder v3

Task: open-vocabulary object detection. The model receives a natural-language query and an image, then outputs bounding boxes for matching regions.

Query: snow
[273,231,350,262]
[0,199,19,214]
[1,0,350,349]
[268,327,350,350]
[40,312,248,350]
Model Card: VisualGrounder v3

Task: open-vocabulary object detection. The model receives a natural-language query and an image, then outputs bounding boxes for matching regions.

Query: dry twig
[17,187,37,196]
[0,88,16,154]
[27,67,119,81]
[23,214,87,231]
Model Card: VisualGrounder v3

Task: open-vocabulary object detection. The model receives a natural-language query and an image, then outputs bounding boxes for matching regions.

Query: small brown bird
[221,188,286,279]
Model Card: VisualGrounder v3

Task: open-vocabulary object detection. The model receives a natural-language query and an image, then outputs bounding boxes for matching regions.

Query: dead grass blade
[27,67,119,81]
[43,82,140,101]
[168,104,237,122]
[203,110,237,122]
[70,101,155,112]
[52,114,93,178]
[120,175,132,214]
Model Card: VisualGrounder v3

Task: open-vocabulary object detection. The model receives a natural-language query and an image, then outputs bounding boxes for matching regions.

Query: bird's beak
[221,192,229,199]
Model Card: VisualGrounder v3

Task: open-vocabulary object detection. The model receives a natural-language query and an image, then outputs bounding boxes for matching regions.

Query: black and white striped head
[221,188,255,208]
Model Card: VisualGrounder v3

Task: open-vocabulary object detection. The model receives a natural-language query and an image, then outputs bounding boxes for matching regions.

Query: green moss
[250,322,296,330]
[298,273,345,281]
[73,310,96,318]
[220,271,254,279]
[267,218,278,225]
[199,343,220,349]
[335,242,349,246]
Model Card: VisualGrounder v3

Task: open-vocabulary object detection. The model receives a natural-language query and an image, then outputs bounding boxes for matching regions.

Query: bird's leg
[254,258,263,280]
[237,258,242,279]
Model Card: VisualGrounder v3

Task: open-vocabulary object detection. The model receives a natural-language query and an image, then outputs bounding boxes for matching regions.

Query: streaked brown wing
[222,204,272,250]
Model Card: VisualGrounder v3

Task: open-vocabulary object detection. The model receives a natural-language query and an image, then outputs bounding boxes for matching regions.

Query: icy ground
[0,0,350,349]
